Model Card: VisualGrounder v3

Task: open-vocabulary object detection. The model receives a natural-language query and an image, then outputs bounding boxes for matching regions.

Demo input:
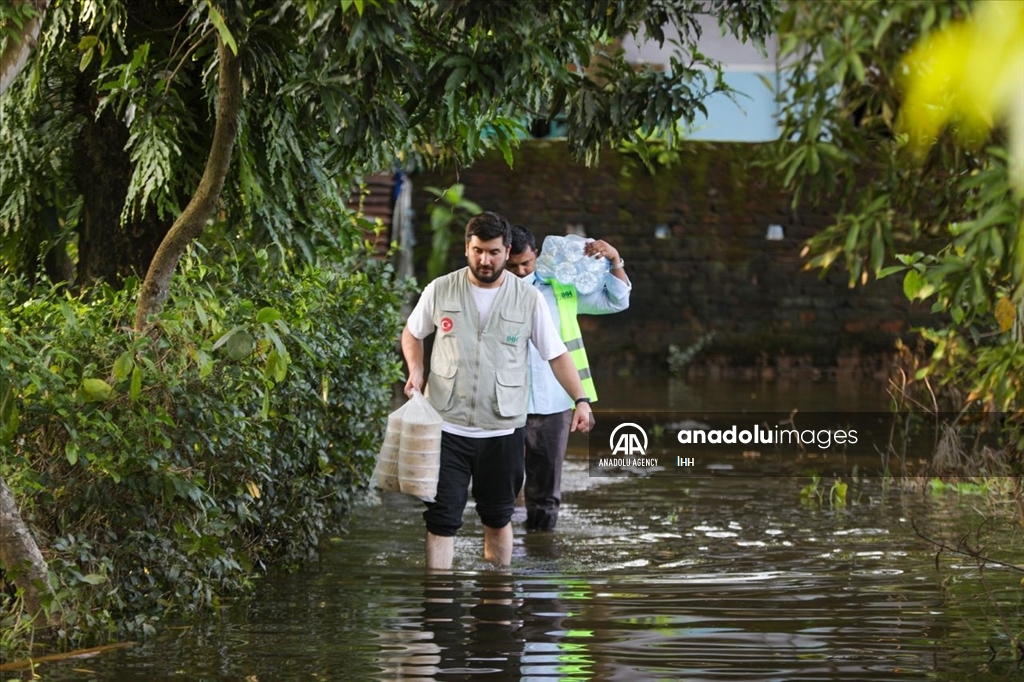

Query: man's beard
[470,261,504,284]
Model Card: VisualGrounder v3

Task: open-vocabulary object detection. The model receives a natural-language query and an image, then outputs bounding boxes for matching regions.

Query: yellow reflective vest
[550,281,598,403]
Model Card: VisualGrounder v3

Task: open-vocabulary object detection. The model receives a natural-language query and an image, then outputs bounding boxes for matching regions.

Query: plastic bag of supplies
[372,389,442,502]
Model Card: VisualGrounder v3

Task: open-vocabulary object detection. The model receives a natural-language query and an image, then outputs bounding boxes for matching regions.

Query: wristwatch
[610,258,625,270]
[574,397,591,406]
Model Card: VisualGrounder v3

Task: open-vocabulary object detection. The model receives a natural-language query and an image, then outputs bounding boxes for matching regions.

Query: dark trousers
[523,409,572,531]
[424,429,526,537]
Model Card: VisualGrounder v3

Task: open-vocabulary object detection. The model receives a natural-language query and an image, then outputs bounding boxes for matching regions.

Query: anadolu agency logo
[609,422,648,456]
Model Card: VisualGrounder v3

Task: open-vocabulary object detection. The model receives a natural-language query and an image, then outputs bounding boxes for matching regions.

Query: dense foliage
[0,244,410,650]
[0,0,775,289]
[0,0,782,657]
[766,0,1023,448]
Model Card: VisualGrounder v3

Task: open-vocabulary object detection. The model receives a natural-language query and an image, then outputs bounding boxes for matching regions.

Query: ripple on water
[33,447,1023,681]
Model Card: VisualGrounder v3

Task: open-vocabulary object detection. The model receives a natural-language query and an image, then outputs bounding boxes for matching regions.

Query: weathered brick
[408,140,936,375]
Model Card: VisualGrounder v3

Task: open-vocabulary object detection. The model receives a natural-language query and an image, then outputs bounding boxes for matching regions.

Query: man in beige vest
[402,212,594,570]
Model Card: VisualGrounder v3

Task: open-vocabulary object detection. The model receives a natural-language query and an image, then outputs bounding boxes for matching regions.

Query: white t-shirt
[406,271,568,437]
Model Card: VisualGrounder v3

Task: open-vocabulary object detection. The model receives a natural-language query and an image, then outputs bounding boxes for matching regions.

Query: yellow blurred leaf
[897,1,1024,192]
[246,480,261,499]
[994,297,1016,332]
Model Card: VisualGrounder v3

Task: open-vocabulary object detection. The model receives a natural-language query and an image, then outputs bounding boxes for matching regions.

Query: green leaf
[130,366,142,401]
[262,325,288,358]
[869,225,884,275]
[442,54,473,68]
[207,6,238,55]
[225,331,255,361]
[430,206,452,232]
[113,351,135,381]
[848,53,865,84]
[843,220,861,254]
[66,442,79,466]
[194,300,209,327]
[272,350,288,382]
[831,481,848,505]
[877,265,905,279]
[445,66,468,93]
[80,573,107,585]
[780,34,798,58]
[79,48,94,72]
[213,325,245,351]
[873,9,899,48]
[782,147,806,187]
[196,349,214,379]
[256,307,282,324]
[902,269,935,301]
[264,349,288,383]
[81,378,113,403]
[903,269,924,300]
[0,385,19,445]
[496,135,515,168]
[442,184,464,206]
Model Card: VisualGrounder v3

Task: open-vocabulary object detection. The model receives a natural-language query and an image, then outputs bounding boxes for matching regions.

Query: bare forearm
[401,326,425,394]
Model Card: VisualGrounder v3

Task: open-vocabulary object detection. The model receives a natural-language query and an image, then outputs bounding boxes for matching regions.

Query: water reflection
[382,571,521,679]
[615,375,891,413]
[28,379,1023,681]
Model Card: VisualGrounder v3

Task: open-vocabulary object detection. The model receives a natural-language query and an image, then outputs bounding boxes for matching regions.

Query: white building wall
[621,15,780,142]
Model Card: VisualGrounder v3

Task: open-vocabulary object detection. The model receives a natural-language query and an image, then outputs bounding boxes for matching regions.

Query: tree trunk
[72,0,190,287]
[0,8,55,620]
[134,37,242,330]
[72,101,169,287]
[0,0,48,95]
[0,475,55,621]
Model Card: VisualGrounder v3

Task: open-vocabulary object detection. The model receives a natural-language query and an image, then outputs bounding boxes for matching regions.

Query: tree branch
[0,0,48,96]
[134,36,242,331]
[0,475,56,621]
[911,517,1024,574]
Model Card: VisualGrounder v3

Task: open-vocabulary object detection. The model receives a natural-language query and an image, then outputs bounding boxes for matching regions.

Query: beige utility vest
[426,268,535,429]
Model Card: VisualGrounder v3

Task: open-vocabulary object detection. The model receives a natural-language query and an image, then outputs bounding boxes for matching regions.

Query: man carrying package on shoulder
[401,211,594,570]
[507,224,631,531]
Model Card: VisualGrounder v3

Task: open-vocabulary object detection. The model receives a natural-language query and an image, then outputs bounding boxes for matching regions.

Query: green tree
[1,0,776,328]
[0,0,778,643]
[767,0,1023,440]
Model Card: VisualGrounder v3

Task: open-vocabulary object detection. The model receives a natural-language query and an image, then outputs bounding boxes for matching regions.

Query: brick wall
[408,140,935,379]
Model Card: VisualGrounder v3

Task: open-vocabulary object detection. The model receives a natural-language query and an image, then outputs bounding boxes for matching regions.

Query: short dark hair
[465,211,511,245]
[509,224,537,256]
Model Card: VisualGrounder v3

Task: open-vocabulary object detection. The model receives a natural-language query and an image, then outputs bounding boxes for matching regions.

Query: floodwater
[21,378,1024,681]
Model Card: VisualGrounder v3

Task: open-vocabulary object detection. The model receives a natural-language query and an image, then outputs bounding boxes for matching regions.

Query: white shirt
[407,271,567,437]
